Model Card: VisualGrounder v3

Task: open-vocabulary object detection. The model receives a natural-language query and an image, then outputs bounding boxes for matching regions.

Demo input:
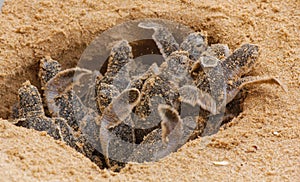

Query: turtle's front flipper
[156,104,183,159]
[204,44,230,60]
[16,81,61,140]
[158,104,183,145]
[99,88,140,167]
[179,85,217,115]
[40,58,95,101]
[18,81,45,118]
[101,88,140,129]
[180,32,207,61]
[128,104,183,162]
[96,83,120,113]
[44,68,95,129]
[138,22,179,59]
[227,76,288,104]
[106,40,133,77]
[221,44,259,80]
[39,57,62,88]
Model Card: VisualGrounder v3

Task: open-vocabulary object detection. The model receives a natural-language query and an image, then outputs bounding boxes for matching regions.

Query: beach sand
[0,0,299,181]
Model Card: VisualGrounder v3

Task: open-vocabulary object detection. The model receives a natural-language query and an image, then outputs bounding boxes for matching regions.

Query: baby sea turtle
[14,19,287,170]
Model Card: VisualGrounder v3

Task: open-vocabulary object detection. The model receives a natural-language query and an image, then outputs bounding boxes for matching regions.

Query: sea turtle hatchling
[14,19,287,170]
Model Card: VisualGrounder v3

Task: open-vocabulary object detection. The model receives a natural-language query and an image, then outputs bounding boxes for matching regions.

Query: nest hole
[11,20,247,173]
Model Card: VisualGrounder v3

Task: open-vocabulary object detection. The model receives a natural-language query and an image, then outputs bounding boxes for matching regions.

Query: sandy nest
[0,0,299,181]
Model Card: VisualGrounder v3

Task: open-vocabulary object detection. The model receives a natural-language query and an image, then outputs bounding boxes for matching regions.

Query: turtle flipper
[16,81,62,140]
[158,104,183,145]
[179,85,217,115]
[221,44,259,80]
[106,40,133,78]
[138,22,179,59]
[99,88,140,166]
[204,44,230,60]
[39,57,62,88]
[96,83,120,113]
[18,81,45,118]
[128,105,183,163]
[96,40,133,100]
[100,88,140,129]
[44,68,95,129]
[180,32,207,61]
[227,76,288,104]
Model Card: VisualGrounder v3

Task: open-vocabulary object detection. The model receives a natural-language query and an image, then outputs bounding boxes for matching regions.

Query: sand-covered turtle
[14,20,287,170]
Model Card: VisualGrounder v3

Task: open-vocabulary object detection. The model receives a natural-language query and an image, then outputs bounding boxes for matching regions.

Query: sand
[0,0,299,181]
